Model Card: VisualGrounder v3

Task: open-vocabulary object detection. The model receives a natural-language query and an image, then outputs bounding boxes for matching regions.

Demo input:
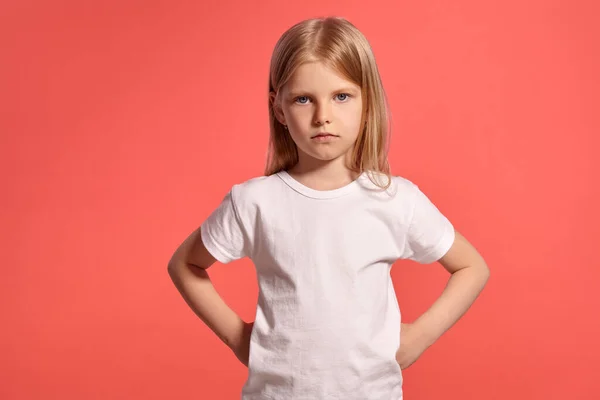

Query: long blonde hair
[265,17,392,189]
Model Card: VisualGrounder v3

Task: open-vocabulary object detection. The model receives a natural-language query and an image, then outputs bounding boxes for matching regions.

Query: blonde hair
[265,17,392,190]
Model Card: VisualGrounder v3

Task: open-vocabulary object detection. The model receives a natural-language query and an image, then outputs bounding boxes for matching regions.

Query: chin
[295,141,355,163]
[305,149,348,162]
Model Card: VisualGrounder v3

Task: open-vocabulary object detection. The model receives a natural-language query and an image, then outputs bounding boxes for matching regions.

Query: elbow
[167,257,199,276]
[167,261,178,280]
[167,256,184,276]
[479,261,491,286]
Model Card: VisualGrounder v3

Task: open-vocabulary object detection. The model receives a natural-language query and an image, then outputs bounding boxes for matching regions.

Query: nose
[314,103,332,126]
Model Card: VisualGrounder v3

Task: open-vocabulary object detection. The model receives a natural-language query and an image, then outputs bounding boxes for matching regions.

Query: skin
[168,60,490,372]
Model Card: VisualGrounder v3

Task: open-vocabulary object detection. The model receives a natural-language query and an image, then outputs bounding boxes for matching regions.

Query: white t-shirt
[200,170,455,400]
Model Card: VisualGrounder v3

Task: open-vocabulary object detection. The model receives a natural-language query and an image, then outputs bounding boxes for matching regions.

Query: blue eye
[293,93,352,104]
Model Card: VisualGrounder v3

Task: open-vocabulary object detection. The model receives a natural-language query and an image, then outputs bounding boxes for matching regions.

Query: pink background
[1,1,598,399]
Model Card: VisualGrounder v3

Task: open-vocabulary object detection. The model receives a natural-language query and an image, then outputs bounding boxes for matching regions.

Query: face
[271,61,363,169]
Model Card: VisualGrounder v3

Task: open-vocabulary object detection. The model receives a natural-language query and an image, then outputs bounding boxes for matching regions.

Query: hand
[395,322,427,370]
[232,321,254,367]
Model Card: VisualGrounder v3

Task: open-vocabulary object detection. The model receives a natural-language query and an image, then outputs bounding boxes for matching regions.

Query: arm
[167,227,253,365]
[397,230,490,368]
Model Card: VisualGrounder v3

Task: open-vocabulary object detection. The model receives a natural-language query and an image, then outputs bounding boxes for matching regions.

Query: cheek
[341,105,363,132]
[283,107,304,125]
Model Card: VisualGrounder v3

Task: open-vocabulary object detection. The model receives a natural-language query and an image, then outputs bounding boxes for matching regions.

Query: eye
[293,93,352,104]
[294,96,310,104]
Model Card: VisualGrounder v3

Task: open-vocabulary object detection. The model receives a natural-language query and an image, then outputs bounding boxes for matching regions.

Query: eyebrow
[287,87,360,98]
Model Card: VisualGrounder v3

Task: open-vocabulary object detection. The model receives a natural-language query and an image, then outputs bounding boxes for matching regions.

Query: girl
[168,16,489,400]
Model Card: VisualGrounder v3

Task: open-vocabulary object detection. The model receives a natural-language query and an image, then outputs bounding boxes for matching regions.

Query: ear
[269,91,286,126]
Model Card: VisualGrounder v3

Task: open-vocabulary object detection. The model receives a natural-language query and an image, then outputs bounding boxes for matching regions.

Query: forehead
[284,61,360,94]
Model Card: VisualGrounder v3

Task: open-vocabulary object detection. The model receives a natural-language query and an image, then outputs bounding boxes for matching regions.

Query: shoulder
[358,172,430,220]
[227,173,283,209]
[231,173,281,194]
[359,171,419,198]
[388,174,443,212]
[390,174,419,193]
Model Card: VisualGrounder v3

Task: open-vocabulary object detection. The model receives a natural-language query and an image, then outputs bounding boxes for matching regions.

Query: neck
[287,153,360,191]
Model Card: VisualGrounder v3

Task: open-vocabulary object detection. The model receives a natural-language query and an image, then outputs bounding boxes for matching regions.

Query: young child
[168,16,489,400]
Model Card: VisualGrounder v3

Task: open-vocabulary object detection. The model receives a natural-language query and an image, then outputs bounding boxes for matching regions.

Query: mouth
[311,132,339,139]
[311,132,339,143]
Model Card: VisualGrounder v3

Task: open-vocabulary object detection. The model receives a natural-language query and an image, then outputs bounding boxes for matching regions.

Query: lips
[311,132,338,138]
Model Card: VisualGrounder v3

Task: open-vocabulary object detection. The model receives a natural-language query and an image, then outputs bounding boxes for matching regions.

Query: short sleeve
[404,185,456,264]
[200,188,249,264]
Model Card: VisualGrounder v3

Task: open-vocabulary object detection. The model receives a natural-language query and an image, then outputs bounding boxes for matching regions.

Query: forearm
[168,261,246,350]
[413,263,489,348]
